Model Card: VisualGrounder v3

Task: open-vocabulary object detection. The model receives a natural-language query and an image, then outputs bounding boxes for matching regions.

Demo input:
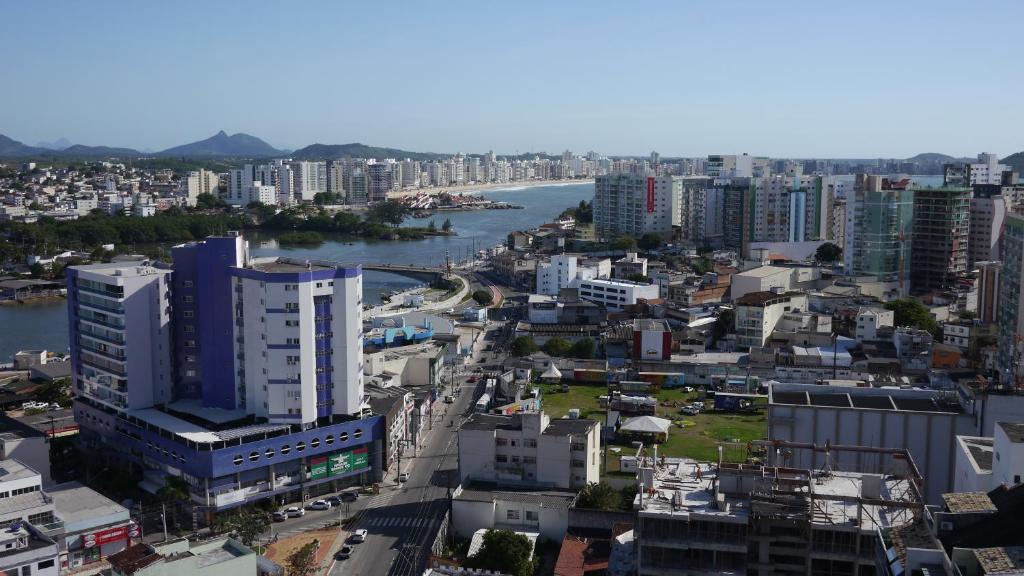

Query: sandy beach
[387,178,593,199]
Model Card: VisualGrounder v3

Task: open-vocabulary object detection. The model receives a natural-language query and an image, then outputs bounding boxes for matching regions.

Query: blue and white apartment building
[67,233,382,519]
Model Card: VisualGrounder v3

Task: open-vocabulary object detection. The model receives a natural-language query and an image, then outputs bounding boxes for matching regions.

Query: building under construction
[633,440,924,576]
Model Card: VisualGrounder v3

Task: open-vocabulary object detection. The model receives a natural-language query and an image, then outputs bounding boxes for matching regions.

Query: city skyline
[2,0,1023,157]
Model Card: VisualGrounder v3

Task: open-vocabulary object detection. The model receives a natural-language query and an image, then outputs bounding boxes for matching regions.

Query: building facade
[593,174,681,240]
[910,187,971,292]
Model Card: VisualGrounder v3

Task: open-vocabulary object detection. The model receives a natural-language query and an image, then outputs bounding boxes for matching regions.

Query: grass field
[539,381,767,463]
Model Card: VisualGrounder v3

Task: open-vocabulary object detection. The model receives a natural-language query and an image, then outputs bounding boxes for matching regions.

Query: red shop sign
[84,525,129,548]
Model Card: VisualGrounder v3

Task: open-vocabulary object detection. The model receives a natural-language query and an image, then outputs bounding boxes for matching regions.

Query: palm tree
[157,476,191,532]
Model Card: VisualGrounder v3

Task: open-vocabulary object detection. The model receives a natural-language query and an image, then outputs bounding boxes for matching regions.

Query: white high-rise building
[290,161,327,202]
[67,262,174,411]
[593,174,681,240]
[233,258,364,422]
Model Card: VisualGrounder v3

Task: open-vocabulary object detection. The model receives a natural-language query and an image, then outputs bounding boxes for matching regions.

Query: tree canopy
[542,337,572,357]
[884,299,939,336]
[815,242,843,263]
[472,289,494,306]
[637,233,662,250]
[509,336,538,357]
[464,530,536,576]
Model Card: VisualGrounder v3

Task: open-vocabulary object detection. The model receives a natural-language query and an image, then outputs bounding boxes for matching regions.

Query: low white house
[451,483,575,543]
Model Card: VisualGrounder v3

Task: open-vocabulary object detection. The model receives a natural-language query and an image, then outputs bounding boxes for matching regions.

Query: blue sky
[2,0,1022,157]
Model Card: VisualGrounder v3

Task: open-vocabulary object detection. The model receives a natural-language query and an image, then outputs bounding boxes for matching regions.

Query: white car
[682,386,694,393]
[351,529,368,543]
[307,499,331,511]
[285,506,305,518]
[398,472,410,483]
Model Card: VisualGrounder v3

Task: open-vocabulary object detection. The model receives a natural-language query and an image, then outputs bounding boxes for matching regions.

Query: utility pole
[161,503,168,542]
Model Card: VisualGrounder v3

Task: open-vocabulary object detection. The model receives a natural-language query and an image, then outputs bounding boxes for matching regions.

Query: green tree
[286,540,320,576]
[464,530,537,576]
[815,242,843,263]
[472,289,493,306]
[426,219,437,232]
[509,336,538,357]
[28,202,43,211]
[34,378,71,406]
[366,201,409,227]
[214,509,271,547]
[313,192,341,205]
[637,233,662,250]
[569,338,595,359]
[156,476,191,532]
[542,337,572,357]
[626,273,649,283]
[28,263,46,278]
[576,482,621,510]
[194,193,227,210]
[441,217,453,232]
[246,201,276,220]
[712,309,734,345]
[610,235,637,250]
[885,299,939,336]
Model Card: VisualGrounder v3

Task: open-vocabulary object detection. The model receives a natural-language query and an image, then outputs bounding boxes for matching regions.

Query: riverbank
[387,178,593,199]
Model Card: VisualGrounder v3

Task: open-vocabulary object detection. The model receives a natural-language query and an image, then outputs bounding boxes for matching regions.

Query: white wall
[992,423,1024,488]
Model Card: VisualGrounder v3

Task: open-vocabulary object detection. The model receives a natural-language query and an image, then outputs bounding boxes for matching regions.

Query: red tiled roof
[107,543,162,575]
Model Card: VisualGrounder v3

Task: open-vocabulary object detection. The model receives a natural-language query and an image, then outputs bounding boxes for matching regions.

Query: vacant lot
[540,382,766,463]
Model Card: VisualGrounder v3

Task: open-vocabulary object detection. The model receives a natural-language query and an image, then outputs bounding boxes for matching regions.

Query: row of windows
[231,429,363,466]
[0,484,40,499]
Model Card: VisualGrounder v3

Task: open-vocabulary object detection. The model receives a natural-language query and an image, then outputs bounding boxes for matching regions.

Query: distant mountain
[1003,151,1024,174]
[35,137,73,151]
[290,142,448,162]
[59,144,142,157]
[157,131,282,157]
[905,152,958,163]
[0,134,45,157]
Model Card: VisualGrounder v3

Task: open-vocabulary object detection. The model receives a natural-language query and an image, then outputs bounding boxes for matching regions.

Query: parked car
[444,395,454,404]
[680,405,700,416]
[285,506,305,518]
[272,511,287,522]
[340,491,358,503]
[467,376,478,383]
[336,546,353,559]
[351,529,368,543]
[308,499,331,511]
[326,496,342,507]
[398,472,410,483]
[682,386,694,393]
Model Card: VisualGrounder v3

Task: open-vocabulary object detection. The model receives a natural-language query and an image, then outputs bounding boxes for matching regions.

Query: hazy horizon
[3,0,1022,158]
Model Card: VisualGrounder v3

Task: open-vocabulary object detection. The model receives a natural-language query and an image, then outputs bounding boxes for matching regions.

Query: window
[506,509,520,520]
[249,451,259,462]
[316,282,323,288]
[184,340,196,348]
[572,459,585,468]
[183,281,193,288]
[354,428,363,439]
[265,448,275,459]
[286,320,299,327]
[496,438,507,446]
[233,454,243,466]
[281,445,290,455]
[524,456,536,464]
[21,564,30,575]
[325,435,334,445]
[339,432,348,442]
[183,296,194,304]
[526,439,537,448]
[296,441,306,451]
[571,442,586,451]
[496,455,507,463]
[510,440,517,447]
[184,325,195,334]
[286,338,300,345]
[185,370,196,377]
[285,302,299,311]
[37,560,54,570]
[311,438,320,449]
[183,311,194,318]
[525,510,538,521]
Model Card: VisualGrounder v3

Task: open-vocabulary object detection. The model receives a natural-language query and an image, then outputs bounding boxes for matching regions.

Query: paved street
[330,378,479,575]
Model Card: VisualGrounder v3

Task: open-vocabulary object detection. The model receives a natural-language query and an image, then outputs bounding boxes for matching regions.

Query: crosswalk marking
[363,516,436,528]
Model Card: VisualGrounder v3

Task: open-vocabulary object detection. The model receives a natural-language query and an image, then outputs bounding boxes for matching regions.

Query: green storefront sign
[310,448,370,480]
